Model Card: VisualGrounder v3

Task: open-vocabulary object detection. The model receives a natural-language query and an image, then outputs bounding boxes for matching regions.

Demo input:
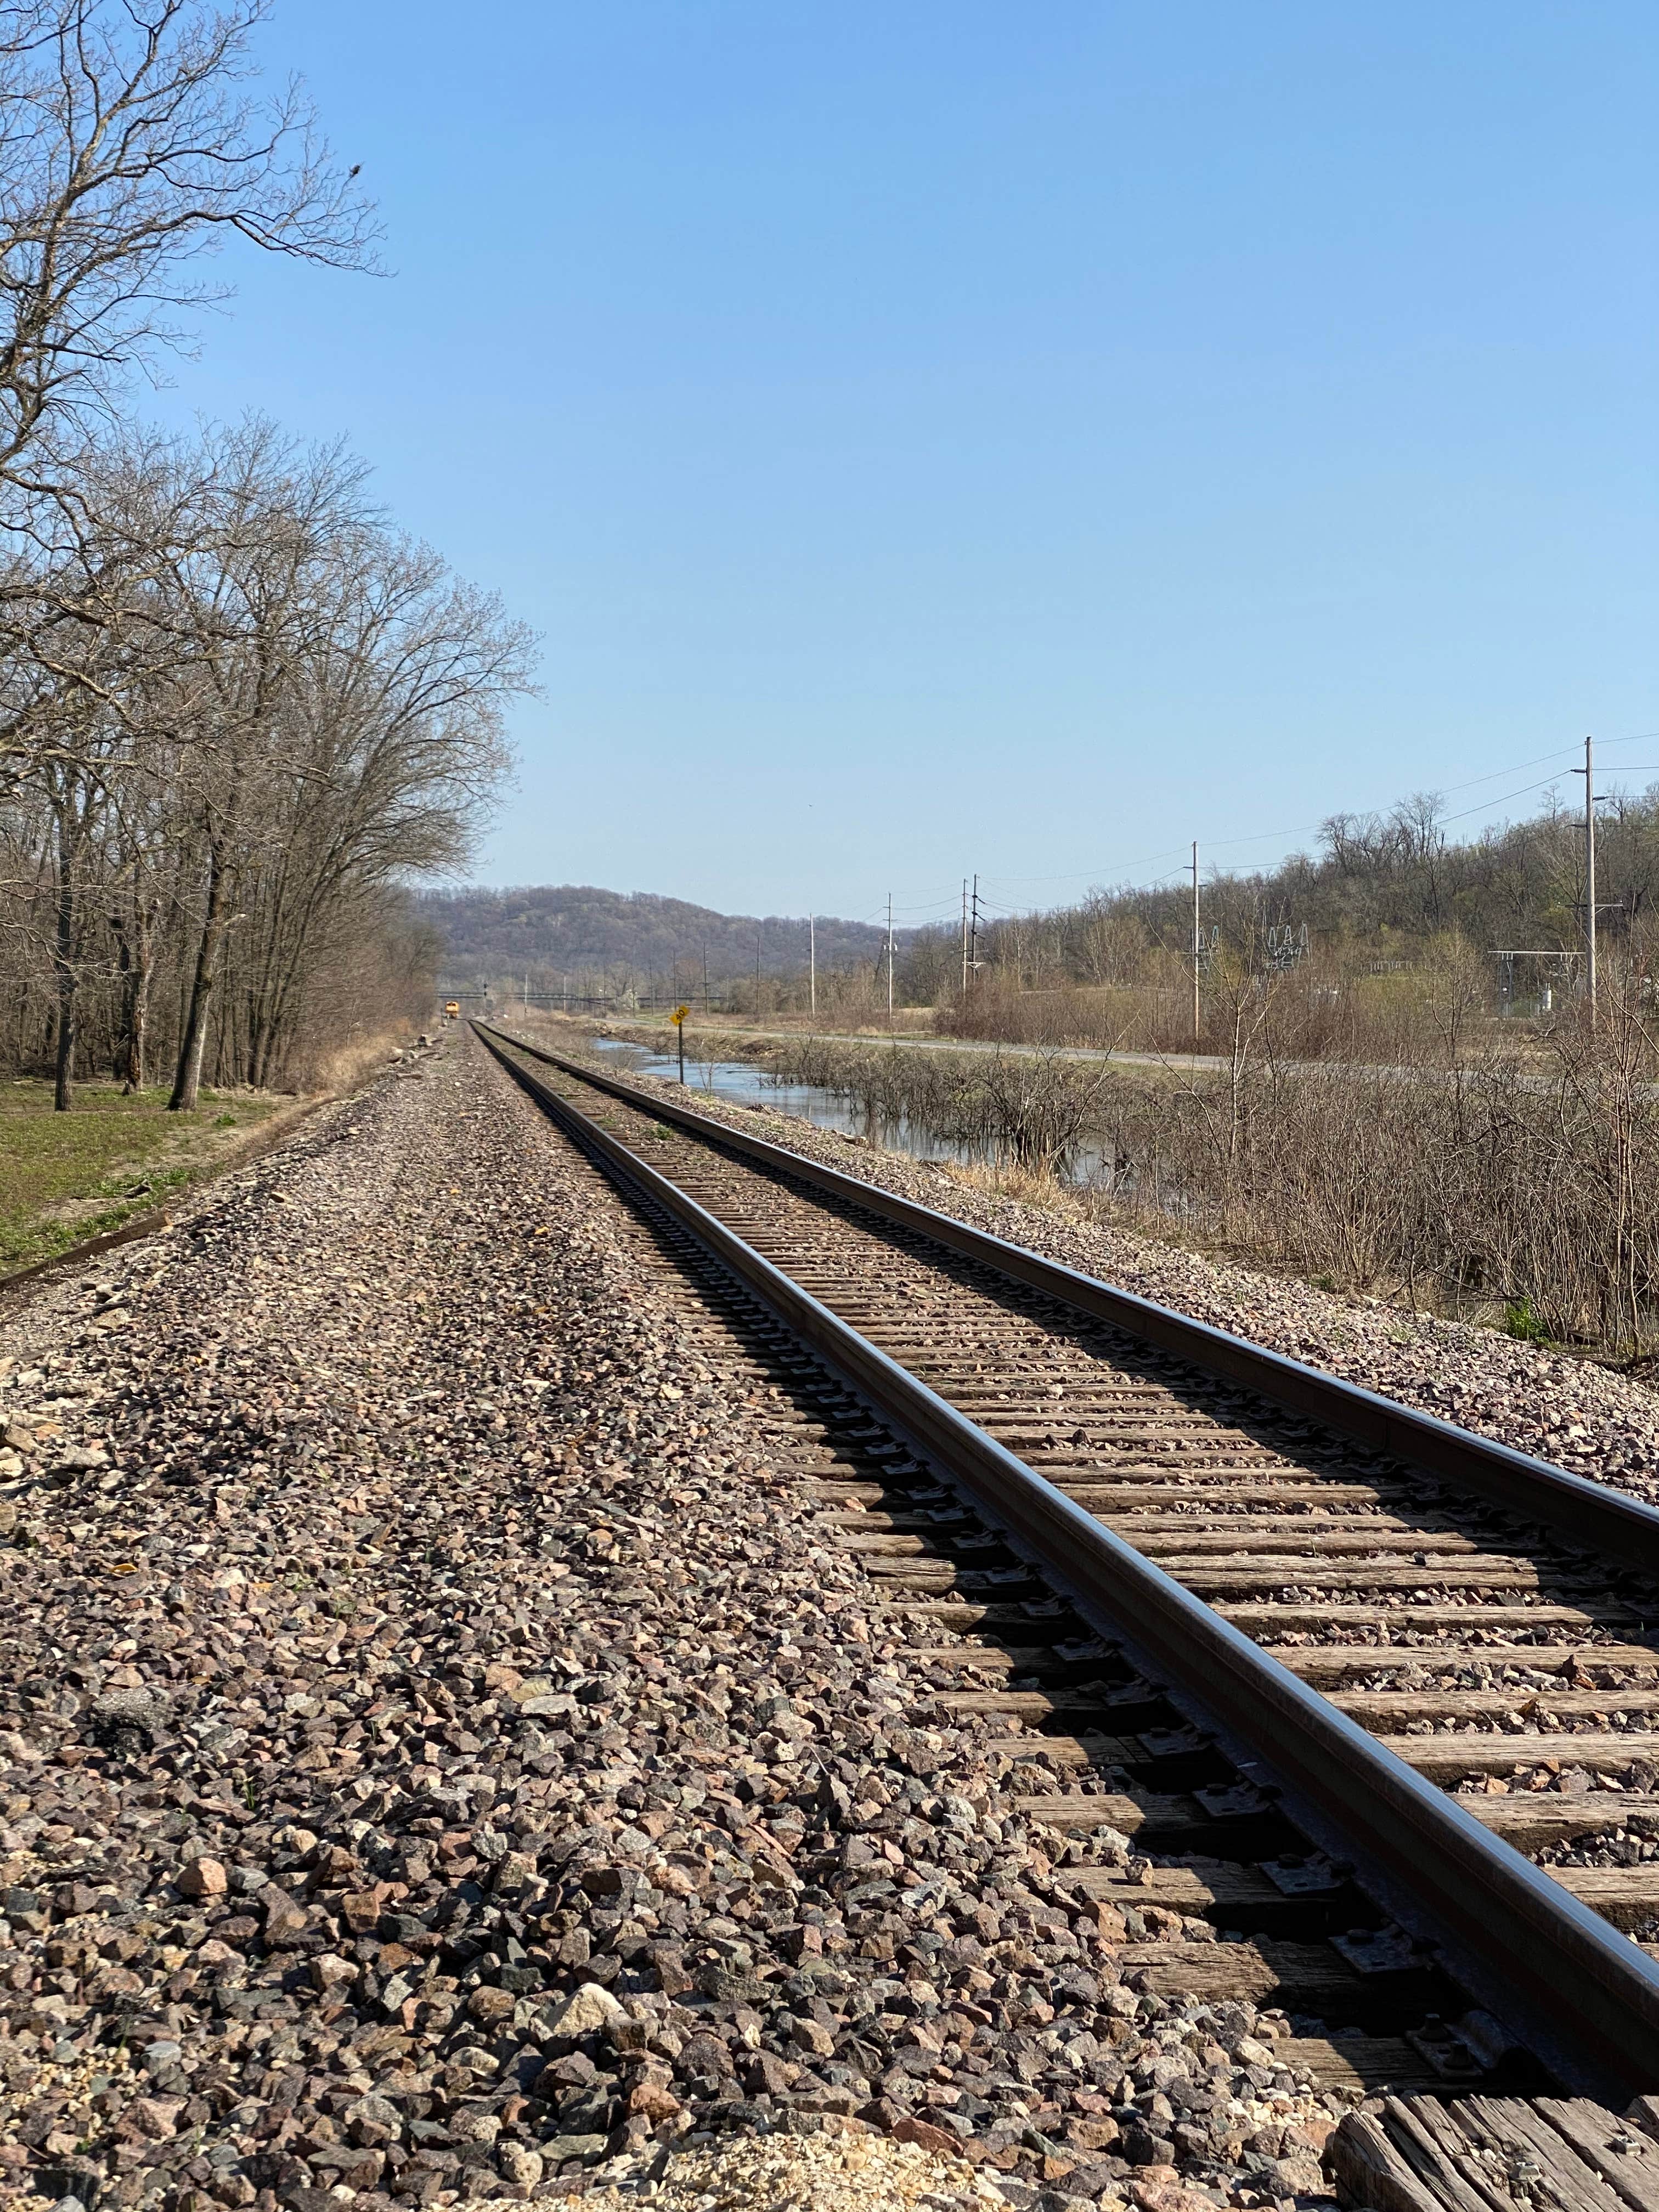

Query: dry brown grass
[939,934,1525,1065]
[308,1023,430,1096]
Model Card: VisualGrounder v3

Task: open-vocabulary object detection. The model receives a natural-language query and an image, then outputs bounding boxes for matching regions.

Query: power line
[1440,766,1659,828]
[1437,774,1572,827]
[971,723,1659,900]
[812,726,1659,961]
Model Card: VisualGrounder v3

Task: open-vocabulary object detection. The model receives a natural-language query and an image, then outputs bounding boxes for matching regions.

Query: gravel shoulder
[564,1043,1659,1505]
[0,1033,1352,2212]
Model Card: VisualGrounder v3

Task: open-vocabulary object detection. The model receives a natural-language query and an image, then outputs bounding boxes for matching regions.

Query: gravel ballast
[0,1036,1348,2212]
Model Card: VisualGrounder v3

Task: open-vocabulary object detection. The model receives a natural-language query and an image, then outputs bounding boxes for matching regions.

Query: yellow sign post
[670,1004,690,1083]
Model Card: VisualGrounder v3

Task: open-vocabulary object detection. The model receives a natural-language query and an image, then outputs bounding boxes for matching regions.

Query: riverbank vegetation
[782,992,1659,1356]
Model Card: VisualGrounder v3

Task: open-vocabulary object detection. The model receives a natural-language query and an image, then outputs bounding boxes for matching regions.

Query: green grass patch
[1503,1295,1551,1344]
[0,1079,283,1274]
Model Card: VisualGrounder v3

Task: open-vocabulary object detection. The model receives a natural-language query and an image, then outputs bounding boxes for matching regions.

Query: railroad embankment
[0,1033,1356,2212]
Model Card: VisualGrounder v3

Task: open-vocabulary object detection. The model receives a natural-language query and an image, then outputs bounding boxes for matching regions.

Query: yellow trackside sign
[670,1005,690,1025]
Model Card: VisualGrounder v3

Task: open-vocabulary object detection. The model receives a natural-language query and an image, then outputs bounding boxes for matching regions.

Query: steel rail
[481,1024,1659,1582]
[477,1022,1659,2096]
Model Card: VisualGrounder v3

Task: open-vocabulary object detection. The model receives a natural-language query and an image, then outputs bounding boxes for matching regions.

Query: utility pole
[1584,734,1598,1023]
[523,971,528,1013]
[755,923,761,1009]
[886,893,894,1026]
[809,915,816,1020]
[1571,736,1610,1023]
[961,879,968,996]
[969,874,981,986]
[1191,841,1201,1044]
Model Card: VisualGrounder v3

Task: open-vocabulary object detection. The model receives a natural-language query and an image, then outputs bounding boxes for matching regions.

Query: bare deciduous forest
[904,788,1659,1051]
[464,789,1659,1046]
[0,2,531,1109]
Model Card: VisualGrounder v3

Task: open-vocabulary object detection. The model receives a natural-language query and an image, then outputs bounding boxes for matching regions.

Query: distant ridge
[418,883,907,989]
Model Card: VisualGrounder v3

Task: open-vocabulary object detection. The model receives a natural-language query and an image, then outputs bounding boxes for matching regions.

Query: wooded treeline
[487,788,1639,1034]
[0,2,529,1107]
[915,787,1649,1000]
[2,424,528,1103]
[868,788,1655,1053]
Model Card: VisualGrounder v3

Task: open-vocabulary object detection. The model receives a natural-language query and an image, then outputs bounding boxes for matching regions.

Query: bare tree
[0,0,375,481]
[233,533,524,1087]
[0,416,531,1108]
[0,427,219,1103]
[161,424,370,1108]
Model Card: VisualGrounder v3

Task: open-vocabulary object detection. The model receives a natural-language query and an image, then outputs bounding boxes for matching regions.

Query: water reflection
[589,1036,1115,1187]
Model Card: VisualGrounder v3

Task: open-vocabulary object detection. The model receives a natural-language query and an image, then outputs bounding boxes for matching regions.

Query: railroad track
[475,1022,1659,2106]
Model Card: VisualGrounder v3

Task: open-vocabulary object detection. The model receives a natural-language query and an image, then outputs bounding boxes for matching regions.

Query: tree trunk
[132,903,155,1092]
[52,819,77,1111]
[110,901,156,1092]
[170,845,229,1113]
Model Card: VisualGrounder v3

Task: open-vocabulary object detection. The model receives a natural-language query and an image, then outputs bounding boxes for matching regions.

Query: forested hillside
[421,884,902,997]
[923,786,1659,991]
[905,785,1659,1052]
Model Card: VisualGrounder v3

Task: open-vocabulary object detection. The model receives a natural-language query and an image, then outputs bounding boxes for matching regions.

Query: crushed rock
[0,1030,1348,2212]
[550,2129,1009,2209]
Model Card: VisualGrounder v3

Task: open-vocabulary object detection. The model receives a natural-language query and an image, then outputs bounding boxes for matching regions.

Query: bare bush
[761,1037,1118,1178]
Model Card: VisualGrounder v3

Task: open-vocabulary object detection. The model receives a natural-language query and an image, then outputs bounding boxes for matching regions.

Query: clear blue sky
[151,3,1658,930]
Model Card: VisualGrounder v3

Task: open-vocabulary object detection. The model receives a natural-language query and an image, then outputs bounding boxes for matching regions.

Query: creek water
[590,1036,1115,1186]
